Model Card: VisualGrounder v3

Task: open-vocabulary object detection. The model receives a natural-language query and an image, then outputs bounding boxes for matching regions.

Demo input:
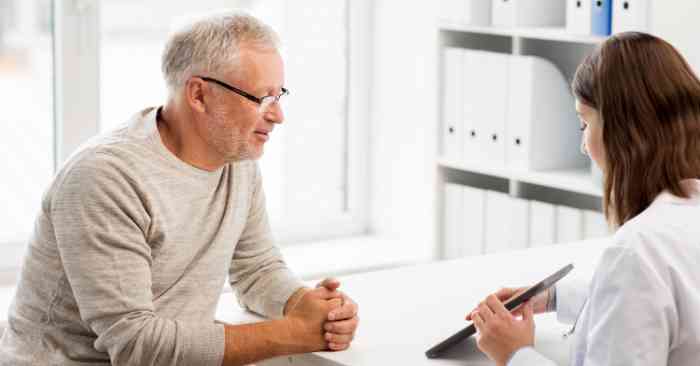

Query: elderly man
[0,11,359,366]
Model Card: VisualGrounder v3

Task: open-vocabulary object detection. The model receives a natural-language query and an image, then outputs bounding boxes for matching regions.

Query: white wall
[651,0,700,72]
[369,1,439,254]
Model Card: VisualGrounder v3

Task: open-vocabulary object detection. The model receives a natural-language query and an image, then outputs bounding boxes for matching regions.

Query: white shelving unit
[439,24,606,45]
[438,158,602,197]
[437,23,604,193]
[437,19,607,259]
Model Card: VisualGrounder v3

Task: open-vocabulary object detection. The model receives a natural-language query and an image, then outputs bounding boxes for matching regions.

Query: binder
[505,55,587,171]
[556,206,583,243]
[485,191,511,254]
[462,49,482,162]
[442,48,463,162]
[464,0,493,26]
[583,210,609,239]
[529,200,556,247]
[484,191,529,253]
[508,197,530,251]
[462,186,486,257]
[462,50,509,165]
[491,0,516,27]
[492,0,566,28]
[482,51,509,166]
[612,0,649,34]
[566,0,592,35]
[443,183,464,259]
[440,0,492,27]
[591,0,612,36]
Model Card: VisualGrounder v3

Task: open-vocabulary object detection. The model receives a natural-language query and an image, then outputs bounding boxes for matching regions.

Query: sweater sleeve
[51,153,225,366]
[228,163,305,318]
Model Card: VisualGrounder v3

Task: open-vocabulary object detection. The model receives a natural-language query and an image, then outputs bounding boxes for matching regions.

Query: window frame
[265,0,372,244]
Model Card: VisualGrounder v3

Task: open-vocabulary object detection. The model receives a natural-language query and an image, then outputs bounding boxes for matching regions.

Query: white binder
[462,50,509,165]
[583,210,609,239]
[442,48,463,162]
[529,200,556,247]
[440,0,491,26]
[508,196,530,250]
[462,186,486,257]
[556,205,583,243]
[566,0,592,35]
[612,0,650,34]
[505,55,587,171]
[485,191,511,254]
[484,191,529,253]
[462,49,480,162]
[443,183,464,259]
[464,0,493,26]
[492,0,566,28]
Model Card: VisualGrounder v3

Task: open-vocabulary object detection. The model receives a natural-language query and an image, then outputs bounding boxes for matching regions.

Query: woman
[469,32,700,366]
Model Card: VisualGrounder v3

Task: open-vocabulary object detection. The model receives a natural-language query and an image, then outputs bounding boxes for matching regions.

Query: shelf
[438,158,603,197]
[439,23,606,45]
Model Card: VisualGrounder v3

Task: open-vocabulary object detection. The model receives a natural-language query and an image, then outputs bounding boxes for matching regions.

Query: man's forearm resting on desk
[222,279,359,366]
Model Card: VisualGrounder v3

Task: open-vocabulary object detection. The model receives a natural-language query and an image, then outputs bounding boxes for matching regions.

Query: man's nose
[264,102,284,124]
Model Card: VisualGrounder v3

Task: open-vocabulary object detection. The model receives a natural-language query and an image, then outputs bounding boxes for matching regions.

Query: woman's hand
[471,294,536,366]
[466,287,550,321]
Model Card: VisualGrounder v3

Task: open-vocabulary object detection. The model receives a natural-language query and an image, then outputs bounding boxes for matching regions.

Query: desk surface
[217,238,611,366]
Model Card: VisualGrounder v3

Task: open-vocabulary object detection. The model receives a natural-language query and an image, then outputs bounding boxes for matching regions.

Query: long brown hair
[572,32,700,227]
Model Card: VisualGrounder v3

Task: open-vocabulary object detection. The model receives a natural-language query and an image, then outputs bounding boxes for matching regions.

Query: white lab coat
[509,180,700,366]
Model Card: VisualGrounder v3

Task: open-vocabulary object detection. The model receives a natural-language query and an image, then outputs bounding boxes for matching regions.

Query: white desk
[216,238,611,366]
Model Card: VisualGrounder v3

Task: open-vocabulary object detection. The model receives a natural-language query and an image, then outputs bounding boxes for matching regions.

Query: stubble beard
[207,107,259,162]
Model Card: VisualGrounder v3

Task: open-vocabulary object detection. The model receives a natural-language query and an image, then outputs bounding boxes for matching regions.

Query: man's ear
[185,77,207,114]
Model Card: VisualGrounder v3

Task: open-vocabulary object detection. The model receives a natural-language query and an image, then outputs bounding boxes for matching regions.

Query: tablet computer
[425,263,574,359]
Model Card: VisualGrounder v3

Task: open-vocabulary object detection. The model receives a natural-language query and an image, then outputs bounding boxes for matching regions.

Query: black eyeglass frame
[196,76,289,107]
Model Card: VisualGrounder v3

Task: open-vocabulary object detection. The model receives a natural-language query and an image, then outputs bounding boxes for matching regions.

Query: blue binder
[591,0,612,36]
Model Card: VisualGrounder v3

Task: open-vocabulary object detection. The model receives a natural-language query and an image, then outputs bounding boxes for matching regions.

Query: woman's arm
[575,244,677,365]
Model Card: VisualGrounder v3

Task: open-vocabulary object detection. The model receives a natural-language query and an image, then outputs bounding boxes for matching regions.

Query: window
[0,0,54,245]
[95,0,368,244]
[248,1,358,242]
[0,0,367,254]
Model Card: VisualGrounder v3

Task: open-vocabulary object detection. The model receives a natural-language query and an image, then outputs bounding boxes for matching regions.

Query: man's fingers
[317,278,341,291]
[327,297,343,311]
[325,331,354,345]
[328,297,358,321]
[328,342,350,351]
[324,317,359,334]
[314,286,343,300]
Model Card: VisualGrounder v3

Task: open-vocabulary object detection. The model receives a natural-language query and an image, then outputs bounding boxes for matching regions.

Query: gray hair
[161,10,280,95]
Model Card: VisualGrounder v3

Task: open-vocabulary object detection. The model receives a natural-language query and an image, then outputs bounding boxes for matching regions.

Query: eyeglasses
[197,76,289,113]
